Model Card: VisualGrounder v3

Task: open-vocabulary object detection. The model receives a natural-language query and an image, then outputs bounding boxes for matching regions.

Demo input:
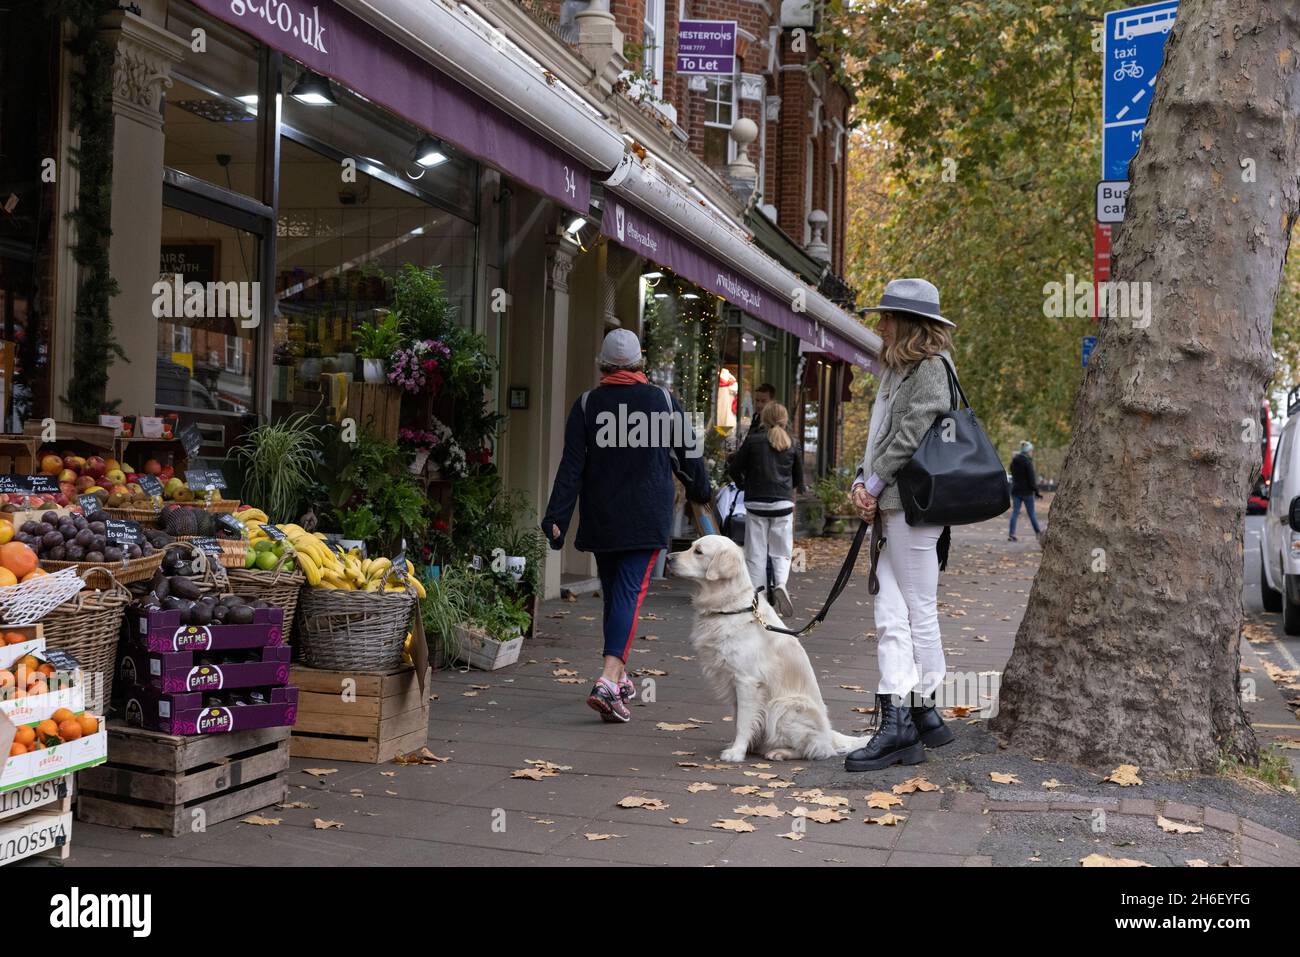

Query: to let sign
[676,20,736,76]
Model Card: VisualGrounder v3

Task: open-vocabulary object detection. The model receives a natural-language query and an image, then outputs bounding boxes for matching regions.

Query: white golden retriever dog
[667,535,869,763]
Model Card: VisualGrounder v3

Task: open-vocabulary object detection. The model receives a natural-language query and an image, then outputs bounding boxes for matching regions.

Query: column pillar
[541,236,577,599]
[97,10,187,417]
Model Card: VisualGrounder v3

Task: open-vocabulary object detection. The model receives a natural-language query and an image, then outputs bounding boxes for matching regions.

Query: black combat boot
[844,693,927,772]
[910,690,955,748]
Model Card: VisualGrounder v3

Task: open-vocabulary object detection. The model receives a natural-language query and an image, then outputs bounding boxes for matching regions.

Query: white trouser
[874,509,945,698]
[743,510,793,591]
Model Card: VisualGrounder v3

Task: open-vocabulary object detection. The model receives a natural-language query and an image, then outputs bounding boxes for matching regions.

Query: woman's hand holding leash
[850,483,877,522]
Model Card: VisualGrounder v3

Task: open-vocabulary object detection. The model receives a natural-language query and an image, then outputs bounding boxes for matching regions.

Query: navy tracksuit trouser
[595,549,660,661]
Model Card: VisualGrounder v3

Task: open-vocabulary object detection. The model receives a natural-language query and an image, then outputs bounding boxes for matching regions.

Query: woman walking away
[1008,440,1042,542]
[728,401,803,617]
[542,329,711,724]
[845,278,958,772]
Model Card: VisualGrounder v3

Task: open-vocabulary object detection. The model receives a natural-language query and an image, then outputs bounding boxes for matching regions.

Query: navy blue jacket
[542,381,711,553]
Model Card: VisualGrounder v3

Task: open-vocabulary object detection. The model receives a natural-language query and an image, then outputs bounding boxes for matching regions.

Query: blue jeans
[1009,495,1040,536]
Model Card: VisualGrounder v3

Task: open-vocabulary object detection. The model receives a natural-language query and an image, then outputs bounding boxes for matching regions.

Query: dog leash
[714,518,875,638]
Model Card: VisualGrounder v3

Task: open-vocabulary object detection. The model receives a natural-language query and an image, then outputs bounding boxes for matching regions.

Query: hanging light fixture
[413,136,448,168]
[290,71,336,105]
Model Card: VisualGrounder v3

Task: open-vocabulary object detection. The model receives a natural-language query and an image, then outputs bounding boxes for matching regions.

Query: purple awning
[601,195,873,368]
[191,0,591,213]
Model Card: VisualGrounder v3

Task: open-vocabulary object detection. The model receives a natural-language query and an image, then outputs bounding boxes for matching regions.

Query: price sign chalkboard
[217,512,244,536]
[105,519,143,546]
[390,547,408,582]
[0,475,30,494]
[260,523,286,542]
[26,475,59,494]
[180,424,203,458]
[205,469,227,490]
[190,536,224,557]
[77,493,101,513]
[41,649,81,673]
[185,469,210,490]
[137,474,164,497]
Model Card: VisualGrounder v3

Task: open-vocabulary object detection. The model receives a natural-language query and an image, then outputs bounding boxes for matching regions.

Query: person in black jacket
[542,329,711,723]
[728,401,803,617]
[1008,440,1043,541]
[749,382,776,432]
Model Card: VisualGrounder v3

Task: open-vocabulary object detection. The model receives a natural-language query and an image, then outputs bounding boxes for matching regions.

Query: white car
[1260,391,1300,632]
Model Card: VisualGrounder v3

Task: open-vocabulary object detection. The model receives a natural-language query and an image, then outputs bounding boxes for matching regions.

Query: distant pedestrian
[750,383,776,432]
[542,329,711,724]
[1008,441,1042,542]
[728,401,803,617]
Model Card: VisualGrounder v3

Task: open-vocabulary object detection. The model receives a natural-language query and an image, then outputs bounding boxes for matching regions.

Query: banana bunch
[315,547,427,599]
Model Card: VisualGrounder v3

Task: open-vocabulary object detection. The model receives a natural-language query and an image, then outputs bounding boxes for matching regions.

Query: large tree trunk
[992,0,1300,771]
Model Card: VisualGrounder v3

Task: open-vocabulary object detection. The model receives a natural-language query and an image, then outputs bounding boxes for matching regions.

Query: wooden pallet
[345,383,401,444]
[75,725,290,837]
[289,664,430,763]
[0,809,73,865]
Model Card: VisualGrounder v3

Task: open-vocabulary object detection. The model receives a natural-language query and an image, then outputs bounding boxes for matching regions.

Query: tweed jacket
[855,352,956,513]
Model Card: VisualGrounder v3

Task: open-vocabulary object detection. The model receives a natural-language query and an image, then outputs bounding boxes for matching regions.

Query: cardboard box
[0,623,45,663]
[0,809,70,866]
[0,632,87,726]
[118,643,291,694]
[128,606,286,653]
[121,685,298,735]
[0,715,107,791]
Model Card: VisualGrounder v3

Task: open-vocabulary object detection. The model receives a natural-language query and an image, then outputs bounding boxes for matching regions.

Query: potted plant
[233,413,321,523]
[813,471,856,535]
[353,311,403,383]
[453,590,532,671]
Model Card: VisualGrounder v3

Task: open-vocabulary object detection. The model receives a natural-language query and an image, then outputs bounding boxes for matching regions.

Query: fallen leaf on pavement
[867,791,904,809]
[617,796,668,811]
[393,748,448,766]
[865,812,906,826]
[1080,853,1149,867]
[687,782,717,793]
[989,772,1020,785]
[1185,859,1211,867]
[731,785,761,795]
[1104,764,1143,787]
[711,819,756,832]
[584,833,620,841]
[892,777,940,794]
[778,831,805,841]
[793,789,849,807]
[656,722,700,732]
[303,768,337,776]
[314,819,344,830]
[670,818,688,825]
[242,814,281,826]
[793,806,848,824]
[1041,779,1062,790]
[275,801,315,810]
[1157,815,1203,835]
[734,803,783,818]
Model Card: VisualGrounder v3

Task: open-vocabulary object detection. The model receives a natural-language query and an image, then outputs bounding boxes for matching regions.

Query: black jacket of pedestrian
[1010,452,1039,498]
[542,381,711,553]
[729,427,804,508]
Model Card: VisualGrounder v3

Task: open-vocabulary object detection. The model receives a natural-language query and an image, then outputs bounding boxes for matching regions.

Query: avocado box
[118,643,291,694]
[121,685,298,735]
[129,605,285,653]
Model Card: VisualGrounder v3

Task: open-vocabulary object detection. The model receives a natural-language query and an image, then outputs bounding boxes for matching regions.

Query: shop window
[271,137,477,420]
[156,211,260,417]
[702,78,736,168]
[163,5,264,201]
[0,6,58,427]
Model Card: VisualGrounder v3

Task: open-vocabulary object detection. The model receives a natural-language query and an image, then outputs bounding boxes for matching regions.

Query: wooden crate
[0,435,39,474]
[0,809,72,866]
[75,725,289,837]
[289,664,430,763]
[345,383,401,444]
[23,419,116,452]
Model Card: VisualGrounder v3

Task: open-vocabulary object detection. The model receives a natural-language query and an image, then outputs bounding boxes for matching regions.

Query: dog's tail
[830,730,871,755]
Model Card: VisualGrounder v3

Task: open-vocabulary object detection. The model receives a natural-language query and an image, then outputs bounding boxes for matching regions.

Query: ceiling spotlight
[643,271,664,280]
[414,136,447,168]
[681,293,700,300]
[290,71,336,106]
[565,216,586,236]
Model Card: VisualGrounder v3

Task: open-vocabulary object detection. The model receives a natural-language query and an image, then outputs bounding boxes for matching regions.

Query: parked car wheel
[1261,546,1283,612]
[1284,576,1300,635]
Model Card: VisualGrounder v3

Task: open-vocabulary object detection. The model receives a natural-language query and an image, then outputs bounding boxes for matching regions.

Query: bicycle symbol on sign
[1112,60,1145,82]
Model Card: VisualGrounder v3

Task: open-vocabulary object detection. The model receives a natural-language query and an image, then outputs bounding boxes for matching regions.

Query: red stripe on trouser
[619,549,659,662]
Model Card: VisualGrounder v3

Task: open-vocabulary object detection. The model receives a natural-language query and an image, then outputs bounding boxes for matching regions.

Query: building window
[643,0,665,93]
[703,78,736,167]
[225,335,244,375]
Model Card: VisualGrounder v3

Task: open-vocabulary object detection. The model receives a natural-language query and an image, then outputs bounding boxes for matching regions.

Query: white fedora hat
[861,278,955,328]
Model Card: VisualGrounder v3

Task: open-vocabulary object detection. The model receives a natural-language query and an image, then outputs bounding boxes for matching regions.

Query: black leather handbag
[897,355,1011,527]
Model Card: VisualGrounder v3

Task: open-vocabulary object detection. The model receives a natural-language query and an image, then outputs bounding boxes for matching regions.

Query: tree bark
[992,0,1300,771]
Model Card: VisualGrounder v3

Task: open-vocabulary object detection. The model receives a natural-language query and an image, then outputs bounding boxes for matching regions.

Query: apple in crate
[63,454,85,472]
[83,456,107,478]
[39,454,63,475]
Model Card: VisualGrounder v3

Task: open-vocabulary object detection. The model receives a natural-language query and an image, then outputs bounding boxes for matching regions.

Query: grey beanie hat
[599,328,643,367]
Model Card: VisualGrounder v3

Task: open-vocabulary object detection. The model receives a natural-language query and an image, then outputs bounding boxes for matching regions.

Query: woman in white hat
[845,278,959,772]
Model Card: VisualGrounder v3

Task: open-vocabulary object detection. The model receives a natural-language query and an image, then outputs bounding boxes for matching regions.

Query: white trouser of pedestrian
[743,509,793,591]
[873,509,945,698]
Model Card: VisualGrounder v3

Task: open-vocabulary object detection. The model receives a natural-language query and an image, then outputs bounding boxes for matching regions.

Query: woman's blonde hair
[761,402,792,452]
[880,311,953,370]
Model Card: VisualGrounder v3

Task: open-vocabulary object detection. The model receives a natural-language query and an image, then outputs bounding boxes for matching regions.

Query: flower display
[388,339,451,395]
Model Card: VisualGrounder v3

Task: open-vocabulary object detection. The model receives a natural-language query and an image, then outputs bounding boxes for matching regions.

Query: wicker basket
[295,585,417,671]
[226,551,304,642]
[41,549,165,585]
[103,506,161,525]
[39,566,131,713]
[161,540,229,594]
[178,535,248,569]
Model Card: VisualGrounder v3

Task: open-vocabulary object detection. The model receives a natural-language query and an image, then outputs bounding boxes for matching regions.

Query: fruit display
[5,709,98,756]
[11,511,169,565]
[32,452,160,510]
[132,570,275,627]
[159,504,242,539]
[245,539,298,574]
[0,654,58,702]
